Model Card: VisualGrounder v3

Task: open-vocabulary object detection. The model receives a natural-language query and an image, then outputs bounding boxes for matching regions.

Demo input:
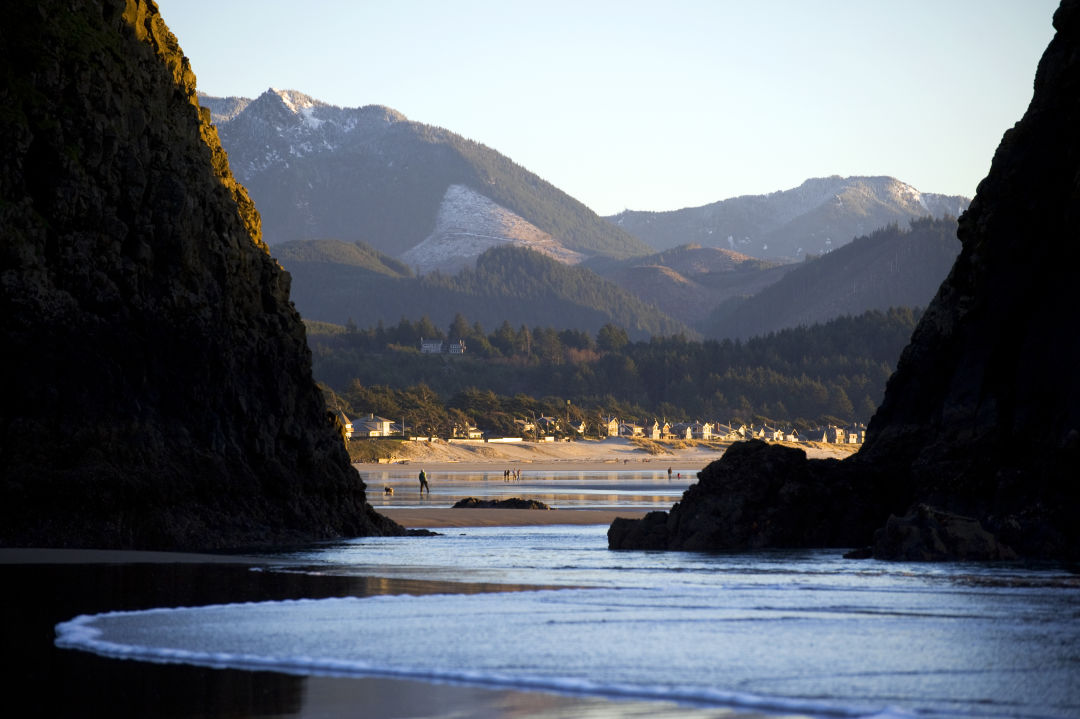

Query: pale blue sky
[161,0,1059,215]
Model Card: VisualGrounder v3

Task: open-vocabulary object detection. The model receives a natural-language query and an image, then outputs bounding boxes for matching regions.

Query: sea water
[361,466,694,509]
[56,474,1080,719]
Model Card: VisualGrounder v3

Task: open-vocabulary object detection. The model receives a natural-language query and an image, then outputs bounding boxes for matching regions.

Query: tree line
[310,306,921,433]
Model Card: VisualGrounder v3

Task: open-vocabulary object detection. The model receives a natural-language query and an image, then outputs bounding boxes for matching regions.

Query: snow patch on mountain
[606,176,970,260]
[271,88,314,113]
[400,185,585,274]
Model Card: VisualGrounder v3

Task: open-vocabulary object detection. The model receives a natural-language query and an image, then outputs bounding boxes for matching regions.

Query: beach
[0,454,740,719]
[380,507,651,527]
[2,548,644,719]
[0,535,724,719]
[3,442,868,719]
[8,453,1079,719]
[23,520,1079,719]
[355,435,857,472]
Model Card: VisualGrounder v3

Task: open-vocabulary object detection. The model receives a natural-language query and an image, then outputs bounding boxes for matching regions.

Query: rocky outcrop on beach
[0,1,402,548]
[611,0,1080,560]
[452,498,551,510]
[609,441,890,551]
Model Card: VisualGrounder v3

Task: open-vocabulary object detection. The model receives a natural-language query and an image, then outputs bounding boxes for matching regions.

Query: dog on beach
[383,486,394,496]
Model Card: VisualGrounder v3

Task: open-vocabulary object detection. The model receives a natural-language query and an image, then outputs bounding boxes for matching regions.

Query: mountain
[610,0,1080,560]
[0,0,400,548]
[273,240,691,339]
[204,89,651,268]
[198,94,251,122]
[399,183,585,274]
[701,217,961,339]
[606,176,969,261]
[587,245,792,326]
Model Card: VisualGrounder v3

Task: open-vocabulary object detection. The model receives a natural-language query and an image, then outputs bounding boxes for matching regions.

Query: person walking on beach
[418,468,429,495]
[667,466,672,479]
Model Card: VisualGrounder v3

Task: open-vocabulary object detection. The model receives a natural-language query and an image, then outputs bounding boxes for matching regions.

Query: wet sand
[0,554,569,719]
[0,455,775,719]
[380,507,651,527]
[1,542,746,719]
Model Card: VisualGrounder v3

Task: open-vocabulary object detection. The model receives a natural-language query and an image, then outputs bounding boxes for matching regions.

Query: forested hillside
[276,241,690,338]
[702,217,959,339]
[309,307,921,433]
[586,244,792,325]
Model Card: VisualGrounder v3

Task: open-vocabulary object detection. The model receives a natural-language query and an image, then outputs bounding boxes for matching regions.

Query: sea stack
[0,0,402,548]
[610,0,1080,560]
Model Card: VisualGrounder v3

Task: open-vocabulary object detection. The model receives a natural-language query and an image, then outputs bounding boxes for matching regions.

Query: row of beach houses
[337,412,866,445]
[599,417,866,445]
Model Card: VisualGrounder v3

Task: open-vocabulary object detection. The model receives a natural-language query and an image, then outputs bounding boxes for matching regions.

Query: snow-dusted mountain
[197,94,251,123]
[201,89,650,270]
[606,176,970,261]
[212,89,406,178]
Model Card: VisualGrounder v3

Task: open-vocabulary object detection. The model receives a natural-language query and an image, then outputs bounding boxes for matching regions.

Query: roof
[358,413,394,424]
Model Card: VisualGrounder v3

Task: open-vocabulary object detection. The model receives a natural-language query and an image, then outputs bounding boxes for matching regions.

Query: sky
[160,0,1059,216]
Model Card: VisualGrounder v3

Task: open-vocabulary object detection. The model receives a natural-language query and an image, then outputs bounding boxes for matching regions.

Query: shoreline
[3,553,626,719]
[2,534,747,719]
[0,506,645,564]
[1,443,854,719]
[0,504,647,566]
[353,437,857,476]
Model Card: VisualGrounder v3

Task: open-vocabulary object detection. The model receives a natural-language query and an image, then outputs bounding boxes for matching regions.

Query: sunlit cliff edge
[0,0,401,548]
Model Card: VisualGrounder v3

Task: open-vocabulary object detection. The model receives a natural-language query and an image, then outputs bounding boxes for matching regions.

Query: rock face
[611,1,1080,560]
[452,498,550,510]
[0,1,401,548]
[608,441,902,552]
[855,0,1080,559]
[872,505,1017,562]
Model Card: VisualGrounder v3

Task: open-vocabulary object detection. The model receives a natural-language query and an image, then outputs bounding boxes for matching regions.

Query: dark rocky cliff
[611,0,1080,560]
[855,0,1080,557]
[0,1,401,548]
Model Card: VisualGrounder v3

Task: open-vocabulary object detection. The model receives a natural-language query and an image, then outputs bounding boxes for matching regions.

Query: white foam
[52,529,1080,719]
[56,596,904,718]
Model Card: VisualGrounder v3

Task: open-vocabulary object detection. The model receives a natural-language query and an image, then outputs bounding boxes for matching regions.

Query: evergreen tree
[416,315,442,341]
[448,313,470,341]
[597,323,629,352]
